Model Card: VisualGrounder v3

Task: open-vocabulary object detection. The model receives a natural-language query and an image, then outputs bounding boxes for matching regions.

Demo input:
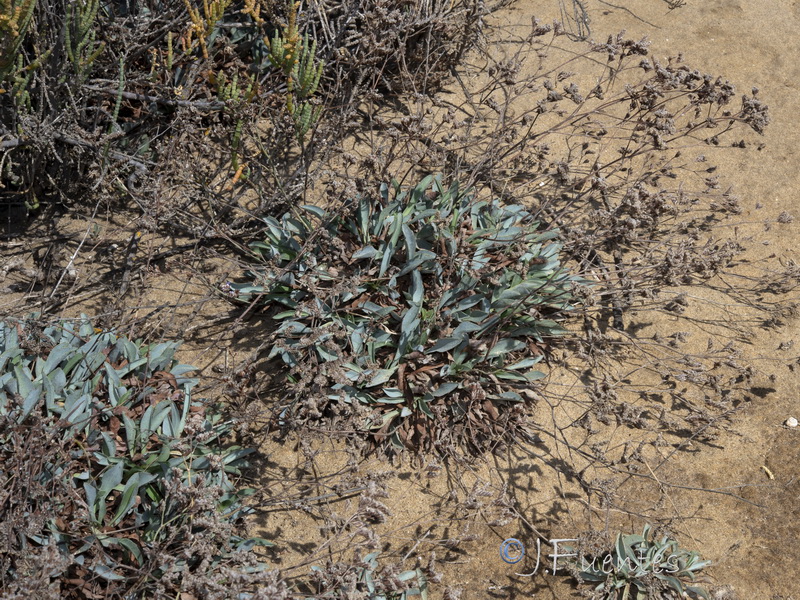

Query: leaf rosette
[233,175,583,451]
[0,316,269,594]
[569,525,712,600]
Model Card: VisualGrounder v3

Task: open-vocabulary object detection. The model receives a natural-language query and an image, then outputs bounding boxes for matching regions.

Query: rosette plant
[233,175,583,451]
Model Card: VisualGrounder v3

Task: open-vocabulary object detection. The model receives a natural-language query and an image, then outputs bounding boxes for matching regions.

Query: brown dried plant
[235,17,778,464]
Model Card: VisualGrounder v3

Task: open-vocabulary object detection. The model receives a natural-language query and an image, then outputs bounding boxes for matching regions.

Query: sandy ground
[303,1,800,597]
[521,1,800,597]
[441,1,800,596]
[2,0,799,598]
[246,2,800,597]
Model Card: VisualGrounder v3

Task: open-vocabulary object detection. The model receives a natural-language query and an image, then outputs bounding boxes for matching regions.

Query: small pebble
[786,417,798,428]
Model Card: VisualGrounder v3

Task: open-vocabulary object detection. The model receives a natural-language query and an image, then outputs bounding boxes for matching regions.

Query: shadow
[749,386,776,399]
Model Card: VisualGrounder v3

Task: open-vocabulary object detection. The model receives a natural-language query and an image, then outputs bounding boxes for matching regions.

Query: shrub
[250,0,493,101]
[0,0,36,81]
[1,0,495,238]
[569,525,711,600]
[310,552,429,600]
[325,23,772,450]
[0,315,278,599]
[230,175,582,452]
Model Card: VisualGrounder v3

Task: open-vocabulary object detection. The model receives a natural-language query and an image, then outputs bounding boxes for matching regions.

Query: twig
[1,134,153,172]
[48,221,94,300]
[253,486,367,510]
[82,84,227,111]
[596,0,661,29]
[118,230,143,298]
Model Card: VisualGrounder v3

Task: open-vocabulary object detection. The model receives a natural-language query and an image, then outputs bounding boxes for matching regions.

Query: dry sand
[2,0,798,598]
[254,2,800,598]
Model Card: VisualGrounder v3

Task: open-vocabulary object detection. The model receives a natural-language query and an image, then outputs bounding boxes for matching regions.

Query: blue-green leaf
[486,338,526,358]
[89,564,126,581]
[352,246,378,261]
[99,461,124,497]
[506,356,542,370]
[432,382,459,397]
[301,204,327,219]
[426,337,463,354]
[366,368,396,388]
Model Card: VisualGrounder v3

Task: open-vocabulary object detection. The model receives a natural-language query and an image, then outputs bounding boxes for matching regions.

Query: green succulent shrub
[569,525,711,600]
[266,0,325,140]
[231,175,582,452]
[0,0,36,82]
[0,316,277,598]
